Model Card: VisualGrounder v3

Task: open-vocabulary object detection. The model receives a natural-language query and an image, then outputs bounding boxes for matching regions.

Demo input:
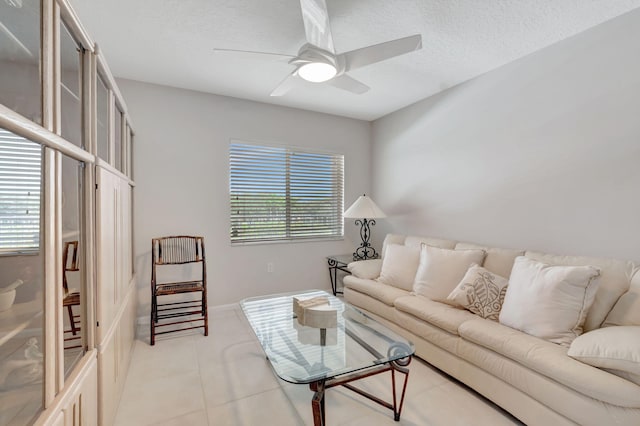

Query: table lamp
[343,194,386,260]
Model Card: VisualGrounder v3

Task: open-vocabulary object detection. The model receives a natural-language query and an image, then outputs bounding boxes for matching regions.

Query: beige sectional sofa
[343,234,640,426]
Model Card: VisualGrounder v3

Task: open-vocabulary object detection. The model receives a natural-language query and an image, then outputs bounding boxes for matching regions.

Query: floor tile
[199,354,282,407]
[114,370,206,426]
[152,410,209,426]
[206,388,305,426]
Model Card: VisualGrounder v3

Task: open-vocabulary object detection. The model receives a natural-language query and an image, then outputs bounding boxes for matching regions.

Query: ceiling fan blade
[300,0,335,52]
[328,74,369,95]
[337,34,422,72]
[213,48,295,62]
[270,71,299,97]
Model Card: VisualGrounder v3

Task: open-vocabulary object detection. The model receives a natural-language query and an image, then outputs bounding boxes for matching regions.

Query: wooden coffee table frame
[306,329,411,425]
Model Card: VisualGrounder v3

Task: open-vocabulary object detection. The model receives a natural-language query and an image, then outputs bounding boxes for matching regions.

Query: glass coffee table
[241,290,414,425]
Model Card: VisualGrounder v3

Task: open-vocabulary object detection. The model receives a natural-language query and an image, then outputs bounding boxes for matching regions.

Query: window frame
[229,141,345,245]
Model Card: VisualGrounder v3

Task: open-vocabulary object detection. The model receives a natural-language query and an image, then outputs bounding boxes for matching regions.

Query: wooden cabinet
[0,1,135,425]
[95,166,135,426]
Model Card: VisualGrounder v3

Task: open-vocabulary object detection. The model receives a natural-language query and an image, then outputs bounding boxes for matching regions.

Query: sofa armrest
[348,259,383,280]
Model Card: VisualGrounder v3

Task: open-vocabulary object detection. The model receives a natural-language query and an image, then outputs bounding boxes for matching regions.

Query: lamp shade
[343,195,386,219]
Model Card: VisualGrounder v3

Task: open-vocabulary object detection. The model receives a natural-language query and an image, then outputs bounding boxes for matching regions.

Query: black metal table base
[308,356,411,425]
[327,258,349,296]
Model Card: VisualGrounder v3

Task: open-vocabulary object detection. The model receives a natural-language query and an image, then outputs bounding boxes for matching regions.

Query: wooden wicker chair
[150,236,208,345]
[62,241,81,341]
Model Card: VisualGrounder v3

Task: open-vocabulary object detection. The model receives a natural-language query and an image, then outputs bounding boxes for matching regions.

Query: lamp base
[352,218,380,261]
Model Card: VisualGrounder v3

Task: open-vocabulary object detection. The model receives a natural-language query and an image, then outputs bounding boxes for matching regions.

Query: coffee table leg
[310,380,326,426]
[391,357,411,421]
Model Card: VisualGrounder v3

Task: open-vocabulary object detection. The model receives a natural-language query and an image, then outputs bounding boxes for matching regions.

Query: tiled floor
[114,304,523,425]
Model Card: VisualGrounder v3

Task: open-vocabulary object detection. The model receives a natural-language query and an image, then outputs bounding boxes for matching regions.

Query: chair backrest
[63,241,79,294]
[152,236,205,265]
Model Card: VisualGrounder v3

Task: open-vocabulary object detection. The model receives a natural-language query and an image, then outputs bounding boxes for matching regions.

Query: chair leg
[203,290,208,337]
[150,295,156,346]
[67,305,77,335]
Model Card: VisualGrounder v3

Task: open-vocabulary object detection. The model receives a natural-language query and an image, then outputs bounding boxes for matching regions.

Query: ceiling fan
[214,0,422,96]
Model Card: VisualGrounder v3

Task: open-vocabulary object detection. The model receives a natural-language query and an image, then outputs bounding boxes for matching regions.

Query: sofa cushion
[405,235,457,249]
[343,287,397,324]
[499,257,600,346]
[458,318,640,407]
[394,295,477,335]
[525,251,636,332]
[603,268,640,327]
[413,245,486,303]
[393,309,461,354]
[455,242,524,278]
[377,244,420,291]
[342,276,409,306]
[447,264,509,321]
[568,326,640,385]
[348,259,382,280]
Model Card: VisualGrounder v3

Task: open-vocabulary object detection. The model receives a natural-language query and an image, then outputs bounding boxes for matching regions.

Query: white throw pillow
[348,259,383,280]
[413,245,486,303]
[377,244,420,291]
[603,269,640,327]
[447,264,509,321]
[568,326,640,385]
[499,257,601,346]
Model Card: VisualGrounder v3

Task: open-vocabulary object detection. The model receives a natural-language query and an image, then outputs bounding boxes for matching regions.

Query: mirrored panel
[96,74,109,161]
[0,128,44,425]
[0,0,42,124]
[114,107,122,171]
[61,154,84,376]
[59,20,82,148]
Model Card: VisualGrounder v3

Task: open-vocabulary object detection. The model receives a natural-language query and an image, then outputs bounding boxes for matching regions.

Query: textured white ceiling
[69,0,640,121]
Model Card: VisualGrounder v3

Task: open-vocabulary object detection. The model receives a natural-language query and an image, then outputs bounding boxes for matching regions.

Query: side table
[326,254,356,296]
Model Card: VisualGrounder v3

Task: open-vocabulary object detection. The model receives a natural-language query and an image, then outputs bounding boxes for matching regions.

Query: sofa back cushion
[413,244,486,303]
[455,242,524,278]
[405,235,457,250]
[604,268,640,327]
[377,244,420,291]
[525,251,636,332]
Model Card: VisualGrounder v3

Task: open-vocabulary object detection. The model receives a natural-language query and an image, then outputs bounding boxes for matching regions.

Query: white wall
[116,79,371,310]
[371,9,640,261]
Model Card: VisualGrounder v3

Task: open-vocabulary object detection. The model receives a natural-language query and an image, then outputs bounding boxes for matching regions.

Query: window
[230,142,344,244]
[0,128,42,251]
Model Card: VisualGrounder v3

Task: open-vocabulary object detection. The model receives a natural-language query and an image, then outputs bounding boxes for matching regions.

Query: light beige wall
[117,79,372,312]
[371,8,640,261]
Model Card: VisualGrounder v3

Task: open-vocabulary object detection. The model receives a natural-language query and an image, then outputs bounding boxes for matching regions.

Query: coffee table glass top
[240,290,414,384]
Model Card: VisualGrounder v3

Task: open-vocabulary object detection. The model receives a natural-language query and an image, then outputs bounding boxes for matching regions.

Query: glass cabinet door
[96,75,109,161]
[59,20,83,148]
[114,107,123,171]
[0,128,44,425]
[0,0,42,124]
[60,154,85,377]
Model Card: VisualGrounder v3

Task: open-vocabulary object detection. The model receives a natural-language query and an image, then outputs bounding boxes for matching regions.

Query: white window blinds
[230,142,344,244]
[0,129,42,251]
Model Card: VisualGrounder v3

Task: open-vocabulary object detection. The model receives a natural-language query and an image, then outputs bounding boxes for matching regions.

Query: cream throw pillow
[412,245,486,303]
[447,264,509,320]
[348,259,383,280]
[499,257,601,346]
[568,326,640,386]
[377,244,420,291]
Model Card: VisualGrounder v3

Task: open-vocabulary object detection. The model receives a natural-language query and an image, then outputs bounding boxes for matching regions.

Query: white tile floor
[115,304,523,426]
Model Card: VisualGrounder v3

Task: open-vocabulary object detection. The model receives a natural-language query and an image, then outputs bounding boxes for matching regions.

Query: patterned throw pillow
[447,264,508,320]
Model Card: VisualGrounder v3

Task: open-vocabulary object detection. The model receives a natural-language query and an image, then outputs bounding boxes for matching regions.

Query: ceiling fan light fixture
[298,62,337,83]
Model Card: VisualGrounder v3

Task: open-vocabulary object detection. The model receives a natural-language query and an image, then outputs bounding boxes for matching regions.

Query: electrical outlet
[267,262,274,273]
